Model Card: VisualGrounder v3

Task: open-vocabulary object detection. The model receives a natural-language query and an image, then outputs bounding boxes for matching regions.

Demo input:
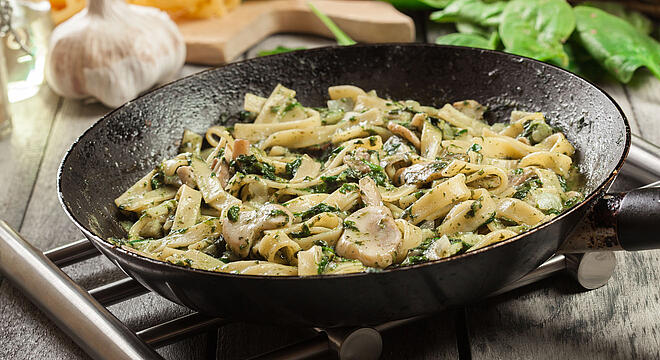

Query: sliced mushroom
[387,122,420,150]
[335,178,402,268]
[176,166,196,188]
[210,157,231,188]
[343,148,374,174]
[397,161,448,185]
[232,139,251,160]
[222,204,293,258]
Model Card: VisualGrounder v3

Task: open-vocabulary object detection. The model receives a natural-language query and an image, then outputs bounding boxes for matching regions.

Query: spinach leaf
[499,0,575,68]
[435,32,495,50]
[381,0,444,10]
[257,46,306,57]
[430,0,506,27]
[574,6,660,83]
[582,1,652,35]
[455,21,492,37]
[420,0,452,8]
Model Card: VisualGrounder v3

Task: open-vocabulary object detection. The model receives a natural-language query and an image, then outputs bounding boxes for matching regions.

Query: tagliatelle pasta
[111,84,584,276]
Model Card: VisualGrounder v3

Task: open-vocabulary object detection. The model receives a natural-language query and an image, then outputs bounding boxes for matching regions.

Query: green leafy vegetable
[499,0,576,67]
[380,0,442,10]
[455,21,491,37]
[513,176,543,200]
[573,6,660,83]
[257,46,306,57]
[430,0,506,27]
[295,203,341,221]
[420,0,452,8]
[227,206,240,223]
[308,2,357,46]
[285,157,302,178]
[435,32,496,50]
[582,1,652,35]
[290,224,312,238]
[231,155,278,181]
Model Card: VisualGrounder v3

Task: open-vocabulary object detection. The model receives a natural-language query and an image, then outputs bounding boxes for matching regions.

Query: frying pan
[57,44,660,327]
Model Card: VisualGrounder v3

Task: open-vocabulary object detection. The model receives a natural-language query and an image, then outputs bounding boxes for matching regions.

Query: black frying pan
[57,44,659,327]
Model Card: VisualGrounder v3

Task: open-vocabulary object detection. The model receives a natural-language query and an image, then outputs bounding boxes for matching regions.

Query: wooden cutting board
[177,0,416,65]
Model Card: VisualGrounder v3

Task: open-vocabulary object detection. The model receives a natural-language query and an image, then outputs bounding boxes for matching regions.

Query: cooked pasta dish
[111,84,583,276]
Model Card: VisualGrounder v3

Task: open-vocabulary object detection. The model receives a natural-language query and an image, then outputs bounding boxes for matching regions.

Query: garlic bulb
[45,0,186,108]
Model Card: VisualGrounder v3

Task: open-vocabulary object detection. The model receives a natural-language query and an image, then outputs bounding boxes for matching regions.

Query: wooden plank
[0,86,60,229]
[466,251,660,360]
[599,80,641,136]
[624,72,660,144]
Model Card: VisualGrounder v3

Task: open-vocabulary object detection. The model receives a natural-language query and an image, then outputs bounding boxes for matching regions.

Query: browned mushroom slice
[387,122,421,150]
[335,178,402,268]
[176,166,196,188]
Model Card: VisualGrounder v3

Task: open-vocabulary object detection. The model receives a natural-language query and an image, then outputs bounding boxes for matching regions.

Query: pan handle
[558,185,660,253]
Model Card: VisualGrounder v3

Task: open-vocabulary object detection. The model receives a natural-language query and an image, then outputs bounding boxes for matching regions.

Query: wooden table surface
[1,13,659,360]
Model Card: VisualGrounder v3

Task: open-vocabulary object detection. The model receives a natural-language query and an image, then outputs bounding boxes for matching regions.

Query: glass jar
[0,42,11,137]
[3,0,52,103]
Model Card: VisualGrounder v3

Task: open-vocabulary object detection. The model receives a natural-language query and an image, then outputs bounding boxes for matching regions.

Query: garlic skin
[46,0,186,108]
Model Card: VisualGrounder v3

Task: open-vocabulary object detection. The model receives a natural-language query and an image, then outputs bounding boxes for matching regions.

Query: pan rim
[57,43,631,281]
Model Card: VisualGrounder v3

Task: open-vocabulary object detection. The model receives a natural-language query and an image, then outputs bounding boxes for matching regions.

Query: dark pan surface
[58,44,629,326]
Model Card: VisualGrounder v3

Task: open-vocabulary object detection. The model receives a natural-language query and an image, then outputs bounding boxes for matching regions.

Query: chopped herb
[455,128,468,137]
[513,176,543,200]
[339,183,358,194]
[269,209,288,218]
[557,174,568,192]
[362,160,389,187]
[343,220,359,231]
[295,203,341,221]
[282,101,300,113]
[512,168,524,176]
[468,143,482,153]
[290,224,311,238]
[231,154,278,181]
[563,195,583,209]
[227,206,240,223]
[466,198,483,218]
[285,157,302,178]
[150,171,164,189]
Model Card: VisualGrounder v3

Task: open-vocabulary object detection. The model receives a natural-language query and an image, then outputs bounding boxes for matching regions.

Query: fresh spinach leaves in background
[430,0,506,27]
[436,32,499,50]
[425,0,660,83]
[573,6,660,83]
[499,0,575,67]
[582,1,653,35]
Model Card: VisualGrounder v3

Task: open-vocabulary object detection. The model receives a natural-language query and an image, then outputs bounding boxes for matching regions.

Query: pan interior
[59,44,628,245]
